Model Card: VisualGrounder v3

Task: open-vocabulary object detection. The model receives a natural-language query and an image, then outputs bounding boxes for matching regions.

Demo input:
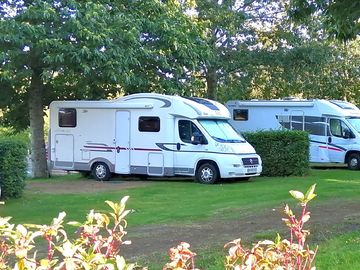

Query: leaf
[105,200,118,213]
[274,233,281,245]
[67,221,82,227]
[301,214,311,223]
[289,190,305,201]
[115,255,126,270]
[305,184,317,202]
[120,196,130,206]
[16,224,27,236]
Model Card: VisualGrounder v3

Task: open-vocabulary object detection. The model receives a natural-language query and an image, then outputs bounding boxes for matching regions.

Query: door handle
[328,137,332,143]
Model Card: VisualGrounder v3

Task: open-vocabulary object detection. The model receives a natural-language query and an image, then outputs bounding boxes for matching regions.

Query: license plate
[247,168,258,173]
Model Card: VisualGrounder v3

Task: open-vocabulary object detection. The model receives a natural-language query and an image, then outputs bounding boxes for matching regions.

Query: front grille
[242,157,259,166]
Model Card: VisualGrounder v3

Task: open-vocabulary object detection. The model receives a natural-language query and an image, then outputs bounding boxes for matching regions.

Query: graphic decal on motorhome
[82,144,114,153]
[124,97,171,108]
[155,143,256,155]
[310,140,346,152]
[83,145,161,152]
[318,145,344,152]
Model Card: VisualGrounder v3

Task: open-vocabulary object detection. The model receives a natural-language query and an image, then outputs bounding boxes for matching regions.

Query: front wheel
[195,163,219,184]
[347,153,360,170]
[92,162,111,181]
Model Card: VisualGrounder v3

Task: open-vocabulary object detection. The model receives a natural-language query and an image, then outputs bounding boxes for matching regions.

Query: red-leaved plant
[0,196,139,270]
[224,184,318,270]
[163,242,198,270]
[0,185,318,270]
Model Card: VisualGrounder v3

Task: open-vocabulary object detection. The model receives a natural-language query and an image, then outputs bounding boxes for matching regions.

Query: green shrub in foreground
[244,130,309,177]
[0,135,28,199]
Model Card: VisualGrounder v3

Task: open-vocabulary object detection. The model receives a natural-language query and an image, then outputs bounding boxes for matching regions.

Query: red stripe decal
[319,146,343,152]
[133,148,162,152]
[84,146,115,150]
[84,146,161,152]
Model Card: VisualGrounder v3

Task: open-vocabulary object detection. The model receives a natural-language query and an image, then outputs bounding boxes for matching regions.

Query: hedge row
[244,130,309,177]
[0,132,28,199]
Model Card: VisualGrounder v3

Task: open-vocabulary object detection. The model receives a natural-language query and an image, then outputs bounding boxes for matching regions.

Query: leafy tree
[288,0,360,41]
[178,0,291,100]
[0,0,206,177]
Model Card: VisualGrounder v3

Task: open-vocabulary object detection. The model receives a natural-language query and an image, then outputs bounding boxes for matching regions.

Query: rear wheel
[347,153,360,170]
[92,162,111,181]
[195,163,219,184]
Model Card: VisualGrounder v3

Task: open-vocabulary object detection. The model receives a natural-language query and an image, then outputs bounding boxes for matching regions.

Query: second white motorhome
[48,93,262,184]
[226,99,360,170]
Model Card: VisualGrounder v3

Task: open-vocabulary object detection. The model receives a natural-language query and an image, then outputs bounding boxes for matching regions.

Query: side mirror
[191,132,204,145]
[343,129,355,139]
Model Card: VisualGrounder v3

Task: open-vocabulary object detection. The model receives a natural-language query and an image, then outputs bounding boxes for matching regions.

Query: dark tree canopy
[288,0,360,41]
[0,0,207,177]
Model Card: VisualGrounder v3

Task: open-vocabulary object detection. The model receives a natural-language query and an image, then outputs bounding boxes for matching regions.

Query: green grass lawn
[2,169,359,226]
[1,169,360,269]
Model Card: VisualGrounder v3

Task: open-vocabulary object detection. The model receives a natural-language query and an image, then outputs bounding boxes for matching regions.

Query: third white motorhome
[49,93,262,184]
[226,99,360,170]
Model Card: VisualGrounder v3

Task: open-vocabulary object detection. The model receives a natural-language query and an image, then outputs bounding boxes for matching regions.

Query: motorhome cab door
[327,118,354,163]
[174,119,207,175]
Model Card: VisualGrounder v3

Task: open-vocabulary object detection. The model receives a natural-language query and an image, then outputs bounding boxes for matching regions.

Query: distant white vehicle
[226,99,360,170]
[48,93,262,184]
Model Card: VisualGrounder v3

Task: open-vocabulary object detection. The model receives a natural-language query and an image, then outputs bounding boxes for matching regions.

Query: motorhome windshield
[347,117,360,133]
[199,119,245,143]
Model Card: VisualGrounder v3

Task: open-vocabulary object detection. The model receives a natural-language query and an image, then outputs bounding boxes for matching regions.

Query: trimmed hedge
[244,130,309,177]
[0,134,28,199]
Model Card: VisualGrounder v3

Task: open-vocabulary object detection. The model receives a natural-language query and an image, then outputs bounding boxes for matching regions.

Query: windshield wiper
[212,136,244,143]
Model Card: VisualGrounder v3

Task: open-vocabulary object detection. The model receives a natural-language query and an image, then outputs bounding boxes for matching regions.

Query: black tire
[92,162,111,181]
[195,163,219,184]
[347,153,360,170]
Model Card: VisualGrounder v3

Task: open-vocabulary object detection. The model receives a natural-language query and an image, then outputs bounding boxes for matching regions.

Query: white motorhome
[48,93,262,184]
[226,99,360,170]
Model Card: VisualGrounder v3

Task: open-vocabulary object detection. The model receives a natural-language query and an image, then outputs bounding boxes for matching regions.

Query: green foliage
[0,0,209,177]
[0,197,136,270]
[288,0,360,41]
[244,130,309,177]
[0,0,207,129]
[0,186,318,270]
[0,134,28,199]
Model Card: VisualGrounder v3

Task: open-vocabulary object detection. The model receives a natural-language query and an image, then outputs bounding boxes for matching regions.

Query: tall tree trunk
[206,67,218,100]
[29,69,48,178]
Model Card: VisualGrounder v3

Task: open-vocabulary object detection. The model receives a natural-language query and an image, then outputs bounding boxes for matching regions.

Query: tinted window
[139,117,160,132]
[329,119,353,138]
[233,109,248,121]
[179,120,205,144]
[59,108,76,127]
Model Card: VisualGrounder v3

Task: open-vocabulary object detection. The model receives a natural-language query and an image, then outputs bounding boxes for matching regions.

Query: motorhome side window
[233,109,248,121]
[178,120,202,143]
[329,119,352,138]
[59,108,76,127]
[138,117,160,132]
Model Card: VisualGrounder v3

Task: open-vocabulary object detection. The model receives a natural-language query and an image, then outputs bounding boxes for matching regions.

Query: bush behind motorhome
[0,131,28,199]
[244,130,309,177]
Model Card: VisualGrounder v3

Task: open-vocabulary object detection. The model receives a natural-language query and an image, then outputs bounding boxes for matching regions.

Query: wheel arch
[344,150,360,164]
[196,159,220,177]
[89,158,115,173]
